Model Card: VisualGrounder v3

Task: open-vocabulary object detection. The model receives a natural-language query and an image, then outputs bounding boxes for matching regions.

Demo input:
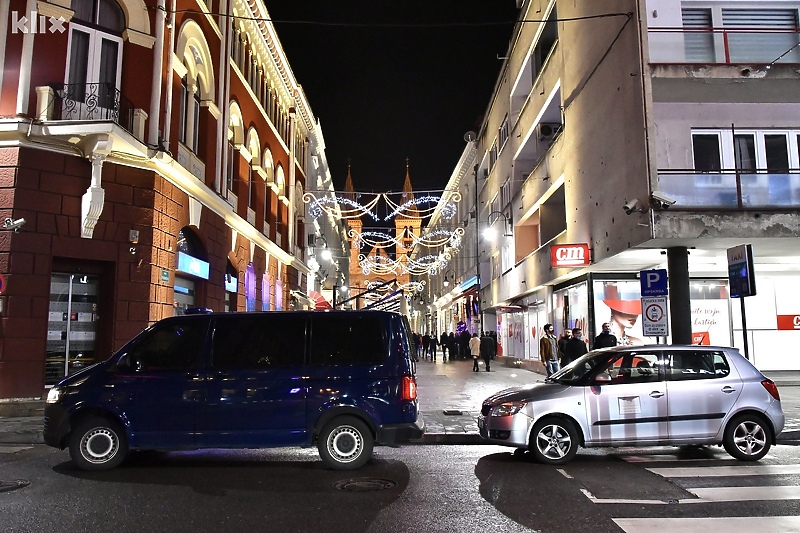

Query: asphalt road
[2,442,800,532]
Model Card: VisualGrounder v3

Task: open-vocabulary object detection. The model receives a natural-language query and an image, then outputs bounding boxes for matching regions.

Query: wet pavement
[1,357,798,446]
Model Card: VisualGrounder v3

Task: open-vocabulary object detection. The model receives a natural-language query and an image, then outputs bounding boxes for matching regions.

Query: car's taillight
[402,375,417,401]
[761,379,780,401]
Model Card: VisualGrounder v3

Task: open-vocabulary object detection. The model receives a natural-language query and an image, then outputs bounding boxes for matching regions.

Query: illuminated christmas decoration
[303,190,461,222]
[349,227,464,252]
[303,192,381,221]
[358,251,450,277]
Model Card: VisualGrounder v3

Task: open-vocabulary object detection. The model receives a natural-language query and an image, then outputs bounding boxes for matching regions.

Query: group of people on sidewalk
[539,322,619,376]
[469,332,496,372]
[411,330,498,364]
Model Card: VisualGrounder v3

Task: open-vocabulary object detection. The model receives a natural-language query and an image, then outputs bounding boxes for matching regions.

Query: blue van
[44,310,423,470]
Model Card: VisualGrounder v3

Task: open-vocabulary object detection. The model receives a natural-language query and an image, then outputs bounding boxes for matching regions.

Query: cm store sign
[551,244,590,268]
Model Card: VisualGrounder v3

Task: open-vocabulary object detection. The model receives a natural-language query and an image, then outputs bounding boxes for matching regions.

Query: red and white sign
[777,315,800,330]
[551,244,590,267]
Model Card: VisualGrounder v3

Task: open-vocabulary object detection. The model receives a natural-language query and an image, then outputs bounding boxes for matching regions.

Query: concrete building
[439,0,800,370]
[0,0,344,399]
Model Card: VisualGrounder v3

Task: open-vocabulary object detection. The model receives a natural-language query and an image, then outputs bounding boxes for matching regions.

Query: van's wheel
[723,413,772,461]
[69,416,128,471]
[529,417,579,465]
[317,416,373,470]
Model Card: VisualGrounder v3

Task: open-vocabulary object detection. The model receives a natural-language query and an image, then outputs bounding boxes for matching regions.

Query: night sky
[264,1,520,194]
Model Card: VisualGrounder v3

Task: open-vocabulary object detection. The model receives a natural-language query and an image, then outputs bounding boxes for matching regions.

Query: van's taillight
[402,375,417,401]
[761,379,780,401]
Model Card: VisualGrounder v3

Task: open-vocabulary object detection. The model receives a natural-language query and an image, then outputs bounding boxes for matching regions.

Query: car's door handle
[649,391,665,398]
[721,386,737,394]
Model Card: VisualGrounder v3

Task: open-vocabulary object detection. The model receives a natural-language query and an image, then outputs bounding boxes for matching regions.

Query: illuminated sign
[176,252,209,280]
[224,273,237,293]
[777,315,800,330]
[727,244,756,298]
[550,244,590,267]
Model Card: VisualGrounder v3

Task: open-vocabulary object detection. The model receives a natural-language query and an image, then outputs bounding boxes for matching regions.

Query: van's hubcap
[328,426,363,463]
[81,428,118,463]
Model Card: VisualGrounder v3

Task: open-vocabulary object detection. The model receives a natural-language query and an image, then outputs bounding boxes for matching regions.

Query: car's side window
[211,315,305,370]
[127,319,208,372]
[666,350,728,381]
[603,352,660,384]
[309,314,387,366]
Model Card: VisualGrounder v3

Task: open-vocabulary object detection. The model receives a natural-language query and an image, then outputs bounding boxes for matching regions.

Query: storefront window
[46,274,99,385]
[262,273,270,311]
[173,277,196,315]
[553,281,589,339]
[245,263,256,312]
[275,278,283,310]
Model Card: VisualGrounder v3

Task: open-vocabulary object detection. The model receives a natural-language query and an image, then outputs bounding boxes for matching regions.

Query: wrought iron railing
[50,82,135,134]
[648,27,800,65]
[656,169,800,209]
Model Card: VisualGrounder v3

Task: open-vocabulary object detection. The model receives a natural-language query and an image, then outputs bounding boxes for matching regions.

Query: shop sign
[777,315,800,330]
[550,244,590,267]
[176,252,210,280]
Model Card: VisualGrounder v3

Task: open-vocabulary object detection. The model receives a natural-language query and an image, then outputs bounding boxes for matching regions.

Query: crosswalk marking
[690,485,800,502]
[613,516,800,533]
[647,464,800,477]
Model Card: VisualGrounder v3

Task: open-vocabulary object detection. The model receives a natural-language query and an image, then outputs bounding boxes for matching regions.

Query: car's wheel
[529,417,579,465]
[317,416,374,470]
[68,416,128,471]
[723,413,772,461]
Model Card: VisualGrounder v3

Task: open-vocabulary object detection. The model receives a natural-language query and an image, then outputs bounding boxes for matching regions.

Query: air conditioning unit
[536,123,561,141]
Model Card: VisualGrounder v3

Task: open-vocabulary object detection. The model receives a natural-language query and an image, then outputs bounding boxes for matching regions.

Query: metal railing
[656,169,800,209]
[50,82,135,134]
[648,27,800,65]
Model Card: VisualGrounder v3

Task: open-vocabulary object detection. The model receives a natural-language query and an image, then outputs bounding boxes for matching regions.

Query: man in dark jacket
[593,322,618,349]
[562,328,588,367]
[479,332,495,372]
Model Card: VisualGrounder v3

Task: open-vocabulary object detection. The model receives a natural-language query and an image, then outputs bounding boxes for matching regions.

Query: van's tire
[529,417,579,465]
[723,413,772,461]
[69,416,128,471]
[317,416,373,470]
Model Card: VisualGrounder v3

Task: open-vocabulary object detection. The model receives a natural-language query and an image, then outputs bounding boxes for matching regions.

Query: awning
[309,290,333,310]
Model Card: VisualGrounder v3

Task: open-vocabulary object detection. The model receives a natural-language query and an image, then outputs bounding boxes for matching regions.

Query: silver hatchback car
[478,345,784,465]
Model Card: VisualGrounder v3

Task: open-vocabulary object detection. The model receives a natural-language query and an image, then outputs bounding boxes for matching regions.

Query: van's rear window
[310,314,387,366]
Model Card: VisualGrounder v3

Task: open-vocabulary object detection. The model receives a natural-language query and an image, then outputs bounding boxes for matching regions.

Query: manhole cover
[0,480,30,493]
[333,478,396,492]
[442,409,463,416]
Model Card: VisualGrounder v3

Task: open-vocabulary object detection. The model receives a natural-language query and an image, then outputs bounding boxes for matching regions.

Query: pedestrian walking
[440,332,448,362]
[422,334,430,360]
[430,332,438,361]
[469,332,481,372]
[480,331,494,371]
[593,322,618,349]
[558,329,572,362]
[562,328,588,367]
[539,323,560,376]
[448,332,456,361]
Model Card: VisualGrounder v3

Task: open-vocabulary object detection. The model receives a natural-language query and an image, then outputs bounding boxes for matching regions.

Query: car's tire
[529,417,579,465]
[68,416,128,471]
[723,413,772,461]
[317,416,374,470]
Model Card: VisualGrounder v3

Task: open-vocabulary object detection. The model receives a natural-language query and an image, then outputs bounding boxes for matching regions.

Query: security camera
[622,199,640,215]
[650,191,676,209]
[2,218,26,232]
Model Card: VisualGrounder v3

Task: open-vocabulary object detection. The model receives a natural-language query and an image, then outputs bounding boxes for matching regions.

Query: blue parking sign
[640,269,668,297]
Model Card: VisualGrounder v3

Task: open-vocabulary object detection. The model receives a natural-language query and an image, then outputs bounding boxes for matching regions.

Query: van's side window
[310,314,387,366]
[127,319,207,372]
[212,315,305,370]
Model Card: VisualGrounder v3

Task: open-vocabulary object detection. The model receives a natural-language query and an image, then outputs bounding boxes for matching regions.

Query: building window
[191,88,201,153]
[178,76,188,144]
[692,133,722,172]
[226,141,236,193]
[499,115,509,151]
[501,179,511,208]
[489,138,498,170]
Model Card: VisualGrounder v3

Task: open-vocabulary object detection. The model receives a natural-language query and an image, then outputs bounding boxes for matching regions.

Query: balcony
[648,27,800,65]
[656,169,800,209]
[49,83,136,134]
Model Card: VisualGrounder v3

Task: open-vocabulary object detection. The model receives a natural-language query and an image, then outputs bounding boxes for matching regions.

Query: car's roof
[597,344,739,353]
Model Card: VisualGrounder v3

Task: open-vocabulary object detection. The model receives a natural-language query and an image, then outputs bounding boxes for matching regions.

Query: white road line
[580,488,701,505]
[648,464,800,477]
[613,516,800,533]
[689,485,800,502]
[557,468,573,479]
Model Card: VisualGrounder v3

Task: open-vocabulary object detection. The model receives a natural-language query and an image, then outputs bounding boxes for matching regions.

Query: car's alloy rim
[328,426,363,463]
[536,424,571,459]
[733,421,766,456]
[81,428,119,463]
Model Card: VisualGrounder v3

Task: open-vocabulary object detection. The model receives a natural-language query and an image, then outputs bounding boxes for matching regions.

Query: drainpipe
[218,0,232,193]
[162,0,176,148]
[148,0,166,147]
[16,0,37,115]
[288,104,297,255]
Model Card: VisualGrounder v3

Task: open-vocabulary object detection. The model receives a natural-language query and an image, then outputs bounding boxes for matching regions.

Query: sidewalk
[0,358,798,446]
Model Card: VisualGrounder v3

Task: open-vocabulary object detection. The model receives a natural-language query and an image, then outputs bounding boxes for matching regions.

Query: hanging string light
[303,192,381,221]
[303,190,461,222]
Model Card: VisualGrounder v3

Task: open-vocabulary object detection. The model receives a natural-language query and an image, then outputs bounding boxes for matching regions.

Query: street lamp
[483,211,513,242]
[441,269,455,288]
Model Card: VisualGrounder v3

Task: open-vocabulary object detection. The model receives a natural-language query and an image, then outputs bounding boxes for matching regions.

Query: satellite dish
[463,131,477,142]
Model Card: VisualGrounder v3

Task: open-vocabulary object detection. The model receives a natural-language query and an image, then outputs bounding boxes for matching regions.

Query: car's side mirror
[594,372,612,383]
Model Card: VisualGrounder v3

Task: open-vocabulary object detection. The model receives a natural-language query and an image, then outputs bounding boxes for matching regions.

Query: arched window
[67,0,125,110]
[178,76,188,144]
